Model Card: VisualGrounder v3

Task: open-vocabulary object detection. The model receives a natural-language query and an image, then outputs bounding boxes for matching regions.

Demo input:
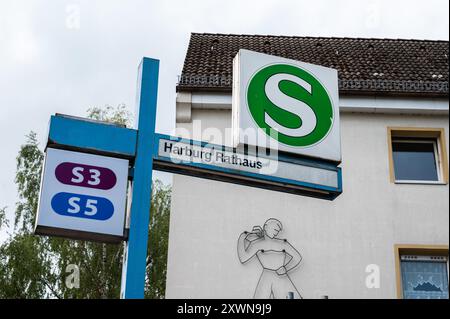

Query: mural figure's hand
[276,266,287,276]
[252,225,264,238]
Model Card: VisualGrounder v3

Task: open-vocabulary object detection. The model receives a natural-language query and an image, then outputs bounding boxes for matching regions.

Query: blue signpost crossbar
[47,114,137,158]
[120,57,160,298]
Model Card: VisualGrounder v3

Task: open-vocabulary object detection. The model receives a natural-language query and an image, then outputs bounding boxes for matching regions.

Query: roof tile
[177,33,449,96]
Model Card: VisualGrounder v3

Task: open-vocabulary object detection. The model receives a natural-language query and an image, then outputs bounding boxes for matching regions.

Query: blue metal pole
[120,57,159,299]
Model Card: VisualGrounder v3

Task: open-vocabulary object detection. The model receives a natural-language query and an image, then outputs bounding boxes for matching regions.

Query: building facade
[166,34,449,299]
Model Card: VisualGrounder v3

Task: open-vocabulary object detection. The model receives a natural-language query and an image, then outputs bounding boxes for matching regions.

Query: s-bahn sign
[34,53,342,299]
[232,49,341,162]
[35,148,128,243]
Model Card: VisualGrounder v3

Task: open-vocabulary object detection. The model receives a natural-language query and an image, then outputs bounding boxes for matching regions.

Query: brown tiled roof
[177,33,449,96]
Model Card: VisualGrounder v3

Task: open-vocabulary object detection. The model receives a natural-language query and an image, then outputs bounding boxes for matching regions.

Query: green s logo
[247,64,334,147]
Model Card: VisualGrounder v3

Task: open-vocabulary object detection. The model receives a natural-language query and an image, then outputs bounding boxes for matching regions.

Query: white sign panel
[35,148,128,242]
[157,138,339,189]
[232,49,341,162]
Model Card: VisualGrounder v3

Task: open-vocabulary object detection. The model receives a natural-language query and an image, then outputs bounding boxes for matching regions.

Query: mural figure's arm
[276,239,303,275]
[237,227,265,264]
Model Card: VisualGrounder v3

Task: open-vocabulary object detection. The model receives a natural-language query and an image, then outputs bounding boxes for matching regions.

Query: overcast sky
[0,0,448,240]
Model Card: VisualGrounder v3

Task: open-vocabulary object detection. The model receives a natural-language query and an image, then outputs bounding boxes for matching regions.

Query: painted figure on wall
[237,218,303,299]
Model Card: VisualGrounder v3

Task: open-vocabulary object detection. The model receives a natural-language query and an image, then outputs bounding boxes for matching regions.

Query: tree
[0,104,171,298]
[87,104,132,127]
[145,180,171,299]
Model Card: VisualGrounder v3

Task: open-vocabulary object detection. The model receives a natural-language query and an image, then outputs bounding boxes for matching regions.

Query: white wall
[165,99,449,299]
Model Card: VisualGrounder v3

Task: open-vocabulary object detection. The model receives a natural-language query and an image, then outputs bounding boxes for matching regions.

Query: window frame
[394,244,449,299]
[387,127,448,185]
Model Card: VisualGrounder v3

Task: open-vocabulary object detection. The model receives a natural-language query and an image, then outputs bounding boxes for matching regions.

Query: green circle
[247,64,333,147]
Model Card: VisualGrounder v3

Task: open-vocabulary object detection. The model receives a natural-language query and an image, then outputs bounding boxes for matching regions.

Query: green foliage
[0,133,59,298]
[14,132,44,232]
[0,207,8,231]
[87,104,133,127]
[0,234,56,298]
[146,180,171,299]
[0,106,171,298]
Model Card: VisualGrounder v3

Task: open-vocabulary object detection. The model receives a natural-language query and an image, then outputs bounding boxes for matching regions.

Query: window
[400,255,449,299]
[388,128,448,184]
[392,138,439,182]
[395,245,449,299]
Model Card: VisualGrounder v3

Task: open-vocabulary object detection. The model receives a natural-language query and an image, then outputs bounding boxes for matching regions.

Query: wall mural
[237,218,303,299]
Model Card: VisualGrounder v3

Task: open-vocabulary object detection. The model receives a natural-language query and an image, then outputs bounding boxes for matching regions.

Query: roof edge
[189,32,450,43]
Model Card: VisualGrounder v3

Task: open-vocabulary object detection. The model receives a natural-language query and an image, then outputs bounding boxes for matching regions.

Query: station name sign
[160,139,264,169]
[153,134,341,199]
